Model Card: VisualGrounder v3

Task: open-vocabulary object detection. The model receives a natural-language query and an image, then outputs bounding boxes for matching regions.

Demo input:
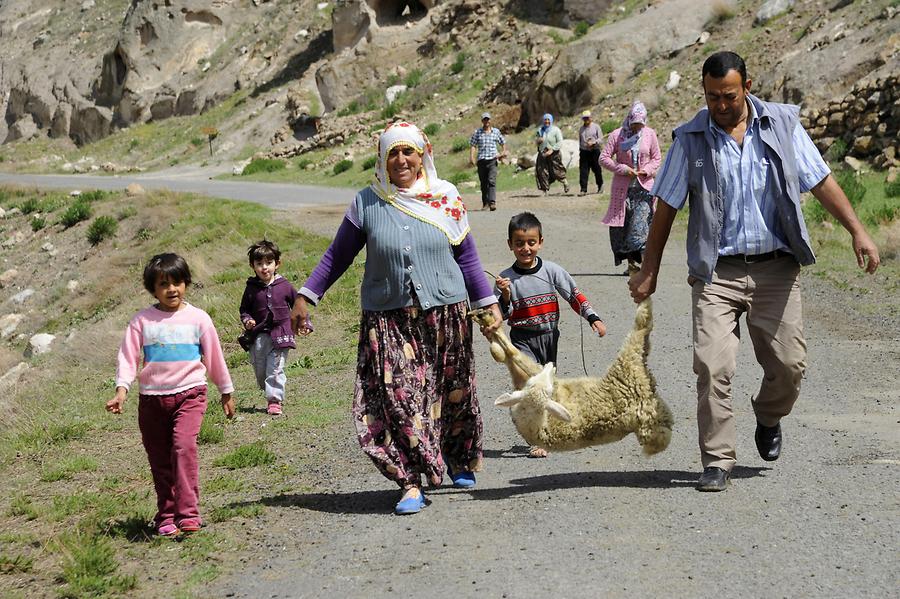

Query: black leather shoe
[696,466,729,491]
[755,422,782,461]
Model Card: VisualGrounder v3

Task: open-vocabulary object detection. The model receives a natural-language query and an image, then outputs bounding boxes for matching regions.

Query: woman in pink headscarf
[599,101,662,273]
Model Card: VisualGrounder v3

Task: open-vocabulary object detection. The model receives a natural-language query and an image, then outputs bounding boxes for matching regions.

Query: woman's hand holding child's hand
[291,296,314,336]
[220,393,235,419]
[592,320,607,337]
[106,387,127,414]
[244,319,256,330]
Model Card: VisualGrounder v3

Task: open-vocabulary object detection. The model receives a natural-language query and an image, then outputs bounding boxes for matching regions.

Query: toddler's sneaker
[157,523,179,537]
[266,401,283,416]
[177,519,202,534]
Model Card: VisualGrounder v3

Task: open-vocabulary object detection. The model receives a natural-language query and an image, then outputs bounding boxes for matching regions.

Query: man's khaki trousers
[691,255,807,471]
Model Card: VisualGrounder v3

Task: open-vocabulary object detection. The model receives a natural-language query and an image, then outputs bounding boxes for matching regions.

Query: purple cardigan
[302,216,495,308]
[239,275,299,349]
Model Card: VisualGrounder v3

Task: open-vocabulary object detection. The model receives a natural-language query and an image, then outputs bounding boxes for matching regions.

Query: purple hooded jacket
[239,275,298,349]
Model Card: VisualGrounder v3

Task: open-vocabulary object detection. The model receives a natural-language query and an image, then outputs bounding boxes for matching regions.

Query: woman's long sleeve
[453,234,496,308]
[300,217,366,304]
[599,132,628,175]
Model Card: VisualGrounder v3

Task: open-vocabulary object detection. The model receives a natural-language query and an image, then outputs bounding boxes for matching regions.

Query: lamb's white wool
[471,299,673,455]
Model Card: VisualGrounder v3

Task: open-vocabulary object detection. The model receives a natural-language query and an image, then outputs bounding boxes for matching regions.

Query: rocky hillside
[1,0,898,173]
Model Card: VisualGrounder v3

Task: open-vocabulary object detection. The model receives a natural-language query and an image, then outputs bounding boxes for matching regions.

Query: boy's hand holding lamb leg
[106,387,128,414]
[220,393,235,419]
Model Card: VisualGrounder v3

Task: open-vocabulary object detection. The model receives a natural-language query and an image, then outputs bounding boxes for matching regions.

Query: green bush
[333,159,354,175]
[79,190,107,203]
[190,137,205,147]
[20,197,41,214]
[60,201,92,228]
[242,158,286,176]
[30,215,45,231]
[423,123,441,136]
[362,155,377,170]
[824,139,848,163]
[451,138,470,153]
[868,203,899,225]
[835,169,866,207]
[381,101,401,120]
[405,69,423,88]
[86,216,118,245]
[573,21,590,37]
[601,119,620,135]
[802,198,831,224]
[447,171,473,185]
[296,158,312,170]
[885,178,900,198]
[450,52,467,75]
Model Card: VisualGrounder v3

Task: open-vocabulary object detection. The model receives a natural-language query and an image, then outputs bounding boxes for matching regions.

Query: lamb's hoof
[696,467,729,492]
[528,447,548,458]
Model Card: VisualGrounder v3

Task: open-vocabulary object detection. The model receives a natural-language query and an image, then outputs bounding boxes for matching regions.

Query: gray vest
[355,187,468,311]
[673,94,816,282]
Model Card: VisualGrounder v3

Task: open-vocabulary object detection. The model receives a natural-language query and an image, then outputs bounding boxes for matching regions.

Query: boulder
[69,104,113,146]
[559,139,580,169]
[664,71,681,92]
[67,280,80,293]
[150,95,177,121]
[126,183,146,196]
[10,289,35,305]
[517,154,535,169]
[6,114,38,142]
[0,314,24,339]
[385,85,407,104]
[29,333,56,356]
[755,0,796,26]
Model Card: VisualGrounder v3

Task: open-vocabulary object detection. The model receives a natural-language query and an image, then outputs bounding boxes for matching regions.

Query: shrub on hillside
[60,201,91,228]
[19,197,41,214]
[423,123,441,136]
[573,21,590,37]
[333,159,353,175]
[802,198,830,225]
[87,216,118,245]
[30,215,45,232]
[405,69,423,88]
[447,171,473,185]
[835,169,866,207]
[242,158,286,176]
[79,190,107,203]
[601,119,620,134]
[451,138,469,153]
[362,155,377,170]
[885,178,900,199]
[824,139,848,163]
[450,52,467,75]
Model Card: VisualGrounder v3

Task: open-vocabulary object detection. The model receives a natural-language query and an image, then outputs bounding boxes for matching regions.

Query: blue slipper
[450,471,476,489]
[394,489,426,515]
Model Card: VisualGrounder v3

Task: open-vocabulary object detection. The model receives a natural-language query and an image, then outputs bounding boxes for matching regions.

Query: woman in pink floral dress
[290,122,503,514]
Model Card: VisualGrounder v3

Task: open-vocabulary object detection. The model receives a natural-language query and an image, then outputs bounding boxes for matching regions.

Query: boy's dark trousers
[510,328,560,366]
[579,148,603,193]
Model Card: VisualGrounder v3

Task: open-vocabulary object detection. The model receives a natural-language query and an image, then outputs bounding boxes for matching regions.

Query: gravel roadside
[208,190,899,599]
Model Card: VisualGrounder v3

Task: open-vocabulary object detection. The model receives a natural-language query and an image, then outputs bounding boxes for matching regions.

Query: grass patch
[361,155,377,170]
[450,52,467,75]
[451,138,470,153]
[447,171,474,185]
[60,201,92,228]
[214,442,277,470]
[86,215,118,245]
[405,68,423,88]
[198,417,226,445]
[601,119,620,135]
[7,494,39,520]
[0,552,34,574]
[30,215,46,231]
[40,456,99,483]
[57,533,137,598]
[204,474,246,495]
[242,158,286,176]
[208,502,265,523]
[423,123,441,136]
[572,21,590,37]
[332,159,354,175]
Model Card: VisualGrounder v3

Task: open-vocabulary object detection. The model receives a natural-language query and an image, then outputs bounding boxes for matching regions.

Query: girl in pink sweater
[107,253,235,537]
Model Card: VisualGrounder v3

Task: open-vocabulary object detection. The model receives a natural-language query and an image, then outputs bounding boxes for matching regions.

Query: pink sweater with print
[115,303,234,396]
[599,126,662,227]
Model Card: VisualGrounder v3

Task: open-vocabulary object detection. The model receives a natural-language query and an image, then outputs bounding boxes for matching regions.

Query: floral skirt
[352,301,483,488]
[609,184,654,265]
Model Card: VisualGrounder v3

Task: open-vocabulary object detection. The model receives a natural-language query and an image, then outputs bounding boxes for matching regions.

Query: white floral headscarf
[370,121,469,245]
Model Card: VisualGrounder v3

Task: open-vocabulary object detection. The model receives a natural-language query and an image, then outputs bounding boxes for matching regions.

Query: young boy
[495,212,606,456]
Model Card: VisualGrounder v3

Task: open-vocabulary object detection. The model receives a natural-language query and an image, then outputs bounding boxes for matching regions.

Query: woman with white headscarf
[600,101,662,273]
[534,113,570,195]
[291,122,503,515]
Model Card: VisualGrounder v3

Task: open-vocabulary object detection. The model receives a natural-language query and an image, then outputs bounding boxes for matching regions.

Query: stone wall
[800,74,899,170]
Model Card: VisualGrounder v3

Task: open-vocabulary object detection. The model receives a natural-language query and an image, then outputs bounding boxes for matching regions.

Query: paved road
[0,171,355,209]
[196,192,897,599]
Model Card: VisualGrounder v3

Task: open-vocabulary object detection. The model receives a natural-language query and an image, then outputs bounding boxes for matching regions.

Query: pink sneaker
[266,402,283,416]
[157,523,179,537]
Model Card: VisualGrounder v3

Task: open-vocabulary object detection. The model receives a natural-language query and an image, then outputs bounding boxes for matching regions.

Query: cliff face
[1,0,898,168]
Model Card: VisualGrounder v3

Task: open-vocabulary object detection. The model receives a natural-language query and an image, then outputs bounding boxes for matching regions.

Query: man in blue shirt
[469,112,507,211]
[629,52,880,492]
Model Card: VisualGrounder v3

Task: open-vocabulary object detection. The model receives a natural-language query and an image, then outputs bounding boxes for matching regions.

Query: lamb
[469,299,673,455]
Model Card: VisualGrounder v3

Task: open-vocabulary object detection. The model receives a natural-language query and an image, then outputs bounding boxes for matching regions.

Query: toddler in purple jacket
[239,240,300,415]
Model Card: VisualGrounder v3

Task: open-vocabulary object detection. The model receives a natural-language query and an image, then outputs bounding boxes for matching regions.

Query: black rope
[483,269,592,376]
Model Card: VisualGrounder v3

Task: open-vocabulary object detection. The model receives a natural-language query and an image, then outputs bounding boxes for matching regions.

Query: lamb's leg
[635,398,674,456]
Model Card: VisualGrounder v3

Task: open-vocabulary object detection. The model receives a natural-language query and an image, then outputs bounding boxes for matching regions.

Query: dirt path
[200,189,898,598]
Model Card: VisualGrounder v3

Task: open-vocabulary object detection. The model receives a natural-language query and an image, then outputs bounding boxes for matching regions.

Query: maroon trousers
[138,385,207,527]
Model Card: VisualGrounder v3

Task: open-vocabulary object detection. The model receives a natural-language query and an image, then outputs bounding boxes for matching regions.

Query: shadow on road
[235,466,769,515]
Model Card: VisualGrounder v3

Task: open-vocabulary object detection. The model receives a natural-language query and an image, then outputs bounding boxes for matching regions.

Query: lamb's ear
[546,399,572,422]
[495,391,523,407]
